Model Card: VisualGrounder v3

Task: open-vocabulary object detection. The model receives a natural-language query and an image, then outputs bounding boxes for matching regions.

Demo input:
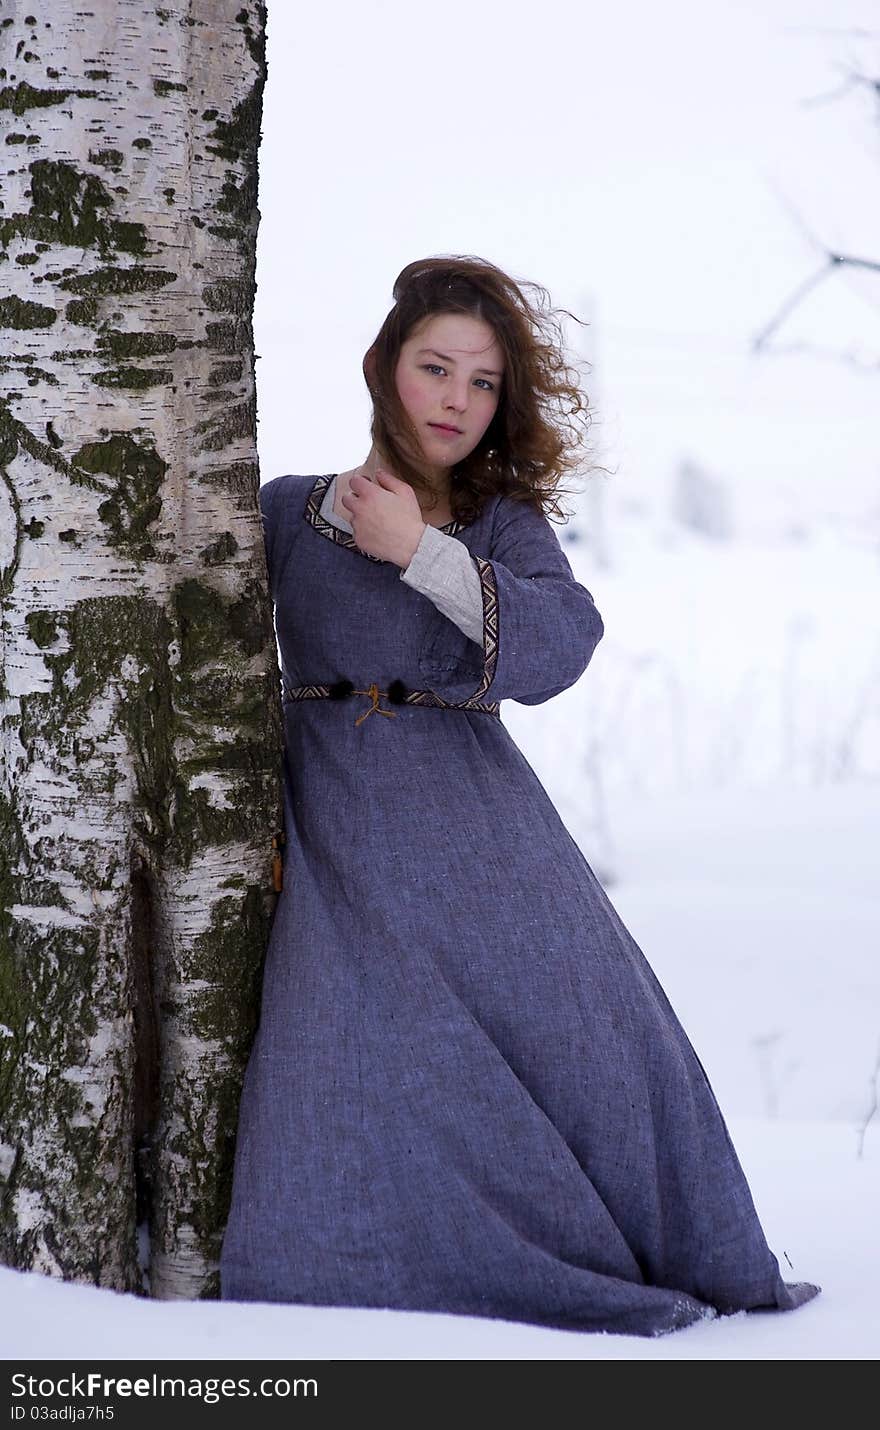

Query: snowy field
[2,511,877,1361]
[0,1117,876,1360]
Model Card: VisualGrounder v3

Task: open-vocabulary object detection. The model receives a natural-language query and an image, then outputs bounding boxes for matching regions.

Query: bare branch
[798,66,865,109]
[829,253,880,274]
[753,173,880,350]
[753,252,880,353]
[752,260,837,351]
[764,177,834,256]
[751,338,880,372]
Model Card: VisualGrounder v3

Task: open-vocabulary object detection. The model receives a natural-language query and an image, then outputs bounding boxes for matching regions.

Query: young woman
[219,255,820,1336]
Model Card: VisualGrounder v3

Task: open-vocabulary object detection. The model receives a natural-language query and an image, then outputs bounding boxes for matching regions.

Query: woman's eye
[423,364,494,393]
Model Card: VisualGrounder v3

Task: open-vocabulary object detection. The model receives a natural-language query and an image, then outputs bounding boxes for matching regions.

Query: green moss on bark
[197,460,259,504]
[92,367,174,391]
[0,82,89,116]
[25,610,59,648]
[207,360,242,386]
[96,332,177,360]
[0,295,56,329]
[200,532,238,566]
[15,571,277,870]
[60,267,176,297]
[88,148,124,170]
[65,297,99,326]
[0,160,148,257]
[71,433,166,560]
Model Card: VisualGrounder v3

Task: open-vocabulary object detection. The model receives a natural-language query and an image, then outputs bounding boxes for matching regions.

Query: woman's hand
[340,469,426,568]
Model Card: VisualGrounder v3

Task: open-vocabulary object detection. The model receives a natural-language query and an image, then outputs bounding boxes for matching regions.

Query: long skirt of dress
[219,473,821,1337]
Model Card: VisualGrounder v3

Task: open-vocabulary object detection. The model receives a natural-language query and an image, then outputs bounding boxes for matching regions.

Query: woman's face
[393,311,504,478]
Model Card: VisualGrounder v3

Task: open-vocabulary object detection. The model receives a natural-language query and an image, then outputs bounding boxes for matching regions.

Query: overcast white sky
[254,0,880,532]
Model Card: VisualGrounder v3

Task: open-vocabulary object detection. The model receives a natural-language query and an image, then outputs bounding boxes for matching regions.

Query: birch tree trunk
[0,0,280,1299]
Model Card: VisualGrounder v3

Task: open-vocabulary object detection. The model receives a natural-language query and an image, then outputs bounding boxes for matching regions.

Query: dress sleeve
[416,496,604,706]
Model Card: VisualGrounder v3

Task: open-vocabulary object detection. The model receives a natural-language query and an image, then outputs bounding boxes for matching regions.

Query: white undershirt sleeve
[398,522,484,647]
[319,474,485,647]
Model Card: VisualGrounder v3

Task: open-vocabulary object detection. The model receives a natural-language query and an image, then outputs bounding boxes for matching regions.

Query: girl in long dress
[219,254,820,1336]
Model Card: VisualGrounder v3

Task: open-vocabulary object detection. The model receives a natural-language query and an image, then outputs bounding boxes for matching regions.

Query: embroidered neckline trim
[303,473,473,562]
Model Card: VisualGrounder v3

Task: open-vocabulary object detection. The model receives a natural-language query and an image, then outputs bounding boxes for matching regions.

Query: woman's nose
[444,382,469,412]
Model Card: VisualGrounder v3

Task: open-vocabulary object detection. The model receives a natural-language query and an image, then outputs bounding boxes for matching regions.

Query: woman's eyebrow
[416,347,504,378]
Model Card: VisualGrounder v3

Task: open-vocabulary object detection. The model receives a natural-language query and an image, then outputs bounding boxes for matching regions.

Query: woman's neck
[356,444,450,506]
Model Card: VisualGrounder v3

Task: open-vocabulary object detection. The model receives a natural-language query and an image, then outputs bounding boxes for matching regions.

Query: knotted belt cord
[352,682,397,727]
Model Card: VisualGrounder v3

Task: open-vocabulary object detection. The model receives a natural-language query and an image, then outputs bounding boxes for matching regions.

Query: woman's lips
[429,423,462,437]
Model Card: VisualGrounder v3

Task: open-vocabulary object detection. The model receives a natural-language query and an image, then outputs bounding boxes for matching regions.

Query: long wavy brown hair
[363,254,604,524]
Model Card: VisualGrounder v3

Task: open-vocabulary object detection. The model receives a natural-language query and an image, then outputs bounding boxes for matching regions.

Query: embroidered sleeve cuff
[400,522,485,646]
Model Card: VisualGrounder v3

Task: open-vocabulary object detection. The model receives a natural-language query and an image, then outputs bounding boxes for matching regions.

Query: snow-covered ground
[0,1114,874,1359]
[3,513,877,1360]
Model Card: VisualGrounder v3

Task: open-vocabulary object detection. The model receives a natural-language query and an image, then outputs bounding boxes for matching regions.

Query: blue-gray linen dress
[219,472,820,1336]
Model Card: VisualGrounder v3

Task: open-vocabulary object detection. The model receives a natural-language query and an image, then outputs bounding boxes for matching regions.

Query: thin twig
[752,338,880,371]
[752,260,838,351]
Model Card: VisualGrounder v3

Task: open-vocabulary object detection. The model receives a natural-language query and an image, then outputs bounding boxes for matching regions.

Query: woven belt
[283,677,500,725]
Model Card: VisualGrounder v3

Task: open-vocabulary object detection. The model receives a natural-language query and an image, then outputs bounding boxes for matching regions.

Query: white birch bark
[0,0,280,1299]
